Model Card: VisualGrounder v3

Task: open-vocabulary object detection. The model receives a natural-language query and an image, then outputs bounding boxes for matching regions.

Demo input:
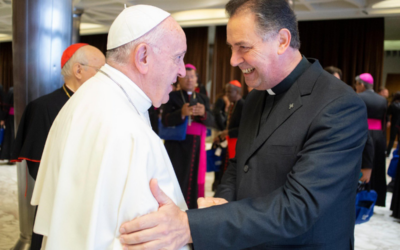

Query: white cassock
[31,64,191,250]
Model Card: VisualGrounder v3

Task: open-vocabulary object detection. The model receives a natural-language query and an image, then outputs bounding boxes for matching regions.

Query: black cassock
[11,85,73,250]
[0,87,14,160]
[358,90,387,206]
[391,104,400,218]
[391,155,400,218]
[162,90,214,209]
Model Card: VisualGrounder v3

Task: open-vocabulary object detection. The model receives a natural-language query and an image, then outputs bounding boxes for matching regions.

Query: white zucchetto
[107,5,171,50]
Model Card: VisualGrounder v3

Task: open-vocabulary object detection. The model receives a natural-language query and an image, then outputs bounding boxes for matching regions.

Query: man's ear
[133,43,150,75]
[277,28,291,55]
[72,63,83,80]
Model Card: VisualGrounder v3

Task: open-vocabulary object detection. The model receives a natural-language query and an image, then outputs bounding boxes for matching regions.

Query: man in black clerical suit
[11,43,105,250]
[355,73,388,206]
[119,1,368,249]
[325,67,374,183]
[162,64,214,209]
[215,80,245,168]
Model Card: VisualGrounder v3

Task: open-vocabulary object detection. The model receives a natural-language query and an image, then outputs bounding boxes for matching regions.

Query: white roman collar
[266,89,276,95]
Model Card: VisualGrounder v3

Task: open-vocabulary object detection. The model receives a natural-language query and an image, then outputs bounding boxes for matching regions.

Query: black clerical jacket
[11,85,73,179]
[162,90,214,128]
[187,59,367,250]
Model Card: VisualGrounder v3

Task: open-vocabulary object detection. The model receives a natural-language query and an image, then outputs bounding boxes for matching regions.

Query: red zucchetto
[61,43,88,68]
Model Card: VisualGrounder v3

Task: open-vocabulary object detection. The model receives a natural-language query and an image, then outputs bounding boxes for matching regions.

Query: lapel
[240,91,266,154]
[242,59,323,164]
[244,83,302,162]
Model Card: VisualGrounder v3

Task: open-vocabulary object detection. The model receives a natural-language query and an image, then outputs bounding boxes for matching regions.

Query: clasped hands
[181,103,205,117]
[213,130,228,144]
[118,179,227,250]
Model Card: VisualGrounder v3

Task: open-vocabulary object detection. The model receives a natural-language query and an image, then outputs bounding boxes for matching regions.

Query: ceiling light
[384,40,400,50]
[372,0,400,9]
[172,9,227,22]
[80,23,104,30]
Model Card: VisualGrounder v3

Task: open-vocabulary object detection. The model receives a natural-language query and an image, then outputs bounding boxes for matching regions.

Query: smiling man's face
[227,10,281,90]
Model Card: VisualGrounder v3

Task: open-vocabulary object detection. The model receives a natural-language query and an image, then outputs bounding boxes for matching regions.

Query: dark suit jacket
[227,98,244,138]
[358,90,387,124]
[187,59,368,250]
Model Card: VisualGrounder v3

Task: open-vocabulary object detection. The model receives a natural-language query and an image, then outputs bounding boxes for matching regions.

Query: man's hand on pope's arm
[119,179,192,250]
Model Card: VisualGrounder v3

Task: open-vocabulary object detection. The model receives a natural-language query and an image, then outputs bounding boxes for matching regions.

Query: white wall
[382,51,400,87]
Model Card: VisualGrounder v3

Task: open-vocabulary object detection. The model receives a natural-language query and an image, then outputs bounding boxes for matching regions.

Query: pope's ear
[277,28,291,55]
[72,63,83,80]
[133,43,149,74]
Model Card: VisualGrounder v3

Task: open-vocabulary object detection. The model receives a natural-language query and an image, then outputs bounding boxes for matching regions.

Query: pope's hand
[119,179,192,250]
[197,197,228,208]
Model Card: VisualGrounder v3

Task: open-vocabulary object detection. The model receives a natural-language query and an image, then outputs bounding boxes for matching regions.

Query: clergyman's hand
[181,103,192,117]
[119,179,192,250]
[360,169,372,183]
[192,103,205,116]
[197,197,228,209]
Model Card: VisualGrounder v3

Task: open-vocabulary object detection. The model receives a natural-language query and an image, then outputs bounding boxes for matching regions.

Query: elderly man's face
[80,46,105,83]
[148,19,187,107]
[227,11,280,90]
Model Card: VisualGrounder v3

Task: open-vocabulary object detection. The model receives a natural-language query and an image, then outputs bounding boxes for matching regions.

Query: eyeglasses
[80,63,100,72]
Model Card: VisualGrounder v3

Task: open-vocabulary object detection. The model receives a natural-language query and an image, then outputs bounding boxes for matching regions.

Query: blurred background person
[215,80,244,166]
[326,67,373,183]
[356,73,388,206]
[11,44,105,179]
[211,87,230,190]
[0,86,14,163]
[379,87,389,99]
[212,89,230,132]
[324,66,342,80]
[390,139,400,219]
[386,91,400,157]
[213,80,244,190]
[185,63,207,96]
[10,43,105,250]
[162,63,214,208]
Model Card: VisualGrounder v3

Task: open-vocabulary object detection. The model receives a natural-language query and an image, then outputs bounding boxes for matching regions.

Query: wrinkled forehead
[161,23,187,54]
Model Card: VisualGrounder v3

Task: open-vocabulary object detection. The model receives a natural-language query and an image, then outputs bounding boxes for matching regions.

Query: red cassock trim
[10,157,41,163]
[10,158,41,197]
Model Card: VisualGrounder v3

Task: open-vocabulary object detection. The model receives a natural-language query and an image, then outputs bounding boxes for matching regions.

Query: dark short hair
[392,92,400,103]
[226,0,300,49]
[324,66,342,79]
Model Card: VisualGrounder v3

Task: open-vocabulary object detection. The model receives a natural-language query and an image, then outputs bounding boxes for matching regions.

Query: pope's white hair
[106,20,168,65]
[61,46,89,79]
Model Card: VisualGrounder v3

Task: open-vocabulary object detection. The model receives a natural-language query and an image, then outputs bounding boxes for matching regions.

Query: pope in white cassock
[31,5,191,250]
